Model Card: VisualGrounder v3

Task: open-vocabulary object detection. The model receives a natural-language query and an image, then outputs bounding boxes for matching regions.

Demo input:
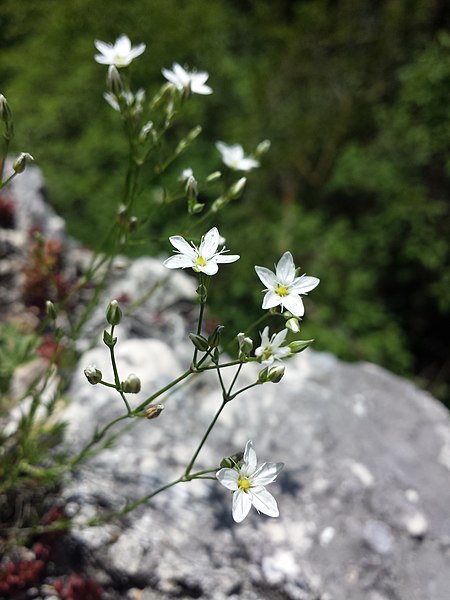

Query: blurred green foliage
[1,0,449,402]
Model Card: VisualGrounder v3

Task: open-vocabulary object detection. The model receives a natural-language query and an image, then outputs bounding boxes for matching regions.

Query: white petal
[276,252,295,283]
[216,468,239,491]
[254,266,277,289]
[200,227,219,258]
[173,63,189,85]
[168,235,197,258]
[237,158,259,171]
[262,290,282,310]
[281,294,305,317]
[162,67,179,86]
[259,326,270,345]
[272,328,288,347]
[199,261,219,276]
[252,461,284,486]
[243,441,258,473]
[115,35,132,54]
[163,255,194,270]
[232,489,252,523]
[191,82,213,95]
[215,253,240,264]
[291,275,320,294]
[249,487,279,518]
[128,44,146,60]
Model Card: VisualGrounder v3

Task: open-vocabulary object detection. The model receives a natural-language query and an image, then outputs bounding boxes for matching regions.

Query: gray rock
[64,332,450,600]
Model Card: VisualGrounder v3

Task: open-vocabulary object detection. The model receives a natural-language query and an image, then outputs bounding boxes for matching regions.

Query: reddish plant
[53,574,103,600]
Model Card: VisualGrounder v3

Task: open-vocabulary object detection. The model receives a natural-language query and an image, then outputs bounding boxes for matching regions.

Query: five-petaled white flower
[255,251,320,317]
[163,227,239,275]
[255,327,291,365]
[216,142,260,171]
[162,63,212,95]
[216,441,284,523]
[94,35,146,68]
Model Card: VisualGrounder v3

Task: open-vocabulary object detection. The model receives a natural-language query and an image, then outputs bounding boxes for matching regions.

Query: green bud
[285,317,300,333]
[145,403,164,419]
[13,152,34,173]
[196,284,208,302]
[237,332,253,358]
[208,325,224,348]
[211,196,226,213]
[106,299,122,326]
[255,139,271,158]
[188,199,205,215]
[45,300,58,320]
[267,365,285,383]
[257,366,269,383]
[103,330,117,348]
[0,94,12,124]
[122,373,141,394]
[84,364,102,385]
[189,333,210,352]
[205,171,222,183]
[220,452,243,468]
[289,339,314,354]
[229,177,247,199]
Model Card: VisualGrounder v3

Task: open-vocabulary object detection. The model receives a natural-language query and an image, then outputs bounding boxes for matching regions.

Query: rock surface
[66,315,450,599]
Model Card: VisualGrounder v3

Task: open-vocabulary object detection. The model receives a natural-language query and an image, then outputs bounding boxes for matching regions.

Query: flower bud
[255,139,271,158]
[106,65,123,96]
[205,171,221,183]
[257,366,269,383]
[229,177,247,199]
[122,373,141,394]
[145,403,164,419]
[106,299,122,326]
[189,333,210,352]
[208,325,224,348]
[267,365,285,383]
[84,364,102,385]
[220,452,244,468]
[0,94,12,123]
[285,317,300,333]
[289,339,313,354]
[139,121,154,143]
[185,174,198,199]
[13,152,34,173]
[46,300,58,320]
[237,332,253,358]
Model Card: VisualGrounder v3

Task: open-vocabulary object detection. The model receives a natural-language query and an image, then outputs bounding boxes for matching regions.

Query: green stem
[108,326,131,413]
[230,381,261,400]
[133,368,193,414]
[184,399,228,477]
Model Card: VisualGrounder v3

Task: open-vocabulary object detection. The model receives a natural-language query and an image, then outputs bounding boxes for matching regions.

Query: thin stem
[229,381,261,401]
[184,399,228,477]
[108,325,131,413]
[227,363,243,397]
[133,368,193,414]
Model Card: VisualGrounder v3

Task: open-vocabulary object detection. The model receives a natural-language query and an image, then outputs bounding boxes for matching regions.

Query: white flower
[179,168,194,182]
[94,34,146,67]
[216,142,259,171]
[217,441,284,523]
[255,327,291,365]
[162,63,212,95]
[255,251,320,317]
[163,227,239,275]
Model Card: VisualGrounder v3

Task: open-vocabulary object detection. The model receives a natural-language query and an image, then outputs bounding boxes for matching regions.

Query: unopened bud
[285,317,300,333]
[45,300,58,320]
[205,171,221,183]
[289,339,313,354]
[139,120,154,143]
[106,65,123,96]
[122,373,141,394]
[220,451,244,468]
[145,403,164,419]
[237,332,253,358]
[229,177,247,199]
[185,175,198,199]
[189,333,209,352]
[267,365,285,383]
[84,364,102,385]
[255,139,271,158]
[106,299,122,326]
[0,94,12,123]
[257,366,269,383]
[13,152,34,173]
[208,325,224,348]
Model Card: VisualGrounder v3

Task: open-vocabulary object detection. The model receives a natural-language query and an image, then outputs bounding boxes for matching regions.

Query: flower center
[275,283,289,297]
[238,476,252,492]
[195,255,207,267]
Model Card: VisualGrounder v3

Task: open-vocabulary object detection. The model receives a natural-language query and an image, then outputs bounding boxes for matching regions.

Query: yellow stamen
[275,283,289,297]
[196,255,207,267]
[238,476,251,492]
